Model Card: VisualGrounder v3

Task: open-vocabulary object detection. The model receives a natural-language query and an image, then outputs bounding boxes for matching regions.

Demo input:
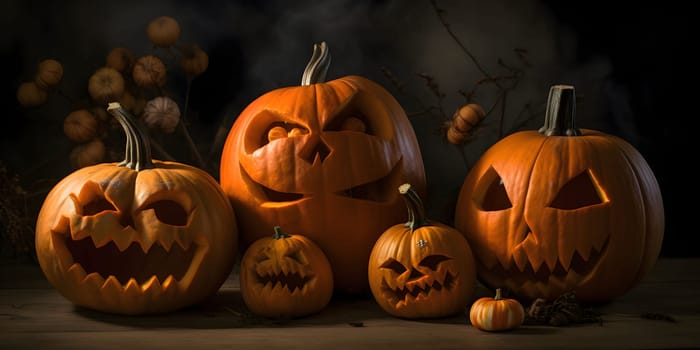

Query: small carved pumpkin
[240,226,333,319]
[64,109,98,143]
[368,183,476,319]
[35,59,63,90]
[143,96,180,133]
[35,102,237,315]
[469,288,525,332]
[220,42,427,295]
[454,85,664,303]
[133,55,167,89]
[16,81,48,107]
[87,67,125,104]
[146,16,181,48]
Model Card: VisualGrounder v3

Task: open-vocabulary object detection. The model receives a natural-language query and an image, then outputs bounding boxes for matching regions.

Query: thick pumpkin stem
[301,41,330,86]
[495,288,502,300]
[107,102,155,171]
[273,226,291,240]
[538,85,581,137]
[399,183,428,232]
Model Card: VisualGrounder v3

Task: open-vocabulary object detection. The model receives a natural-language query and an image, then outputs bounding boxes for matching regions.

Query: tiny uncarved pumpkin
[469,288,525,332]
[368,183,476,319]
[146,16,181,48]
[180,44,209,79]
[143,96,180,133]
[454,85,664,303]
[106,47,136,74]
[36,102,237,315]
[240,226,333,319]
[69,138,106,169]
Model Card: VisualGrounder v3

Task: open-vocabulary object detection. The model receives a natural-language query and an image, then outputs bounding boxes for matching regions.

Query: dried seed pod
[106,47,135,74]
[180,44,209,79]
[16,81,48,107]
[35,59,63,89]
[142,96,180,133]
[87,67,125,104]
[69,138,106,169]
[133,55,167,89]
[146,16,181,48]
[64,109,98,143]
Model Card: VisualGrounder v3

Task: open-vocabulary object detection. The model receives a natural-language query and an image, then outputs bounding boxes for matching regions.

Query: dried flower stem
[179,79,206,169]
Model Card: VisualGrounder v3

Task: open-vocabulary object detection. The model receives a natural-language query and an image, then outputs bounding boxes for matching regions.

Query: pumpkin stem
[107,102,155,171]
[399,183,428,232]
[494,288,502,300]
[538,85,581,137]
[301,41,331,86]
[273,226,291,240]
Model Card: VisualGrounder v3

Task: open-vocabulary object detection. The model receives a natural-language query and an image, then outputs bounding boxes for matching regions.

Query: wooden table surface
[1,258,699,350]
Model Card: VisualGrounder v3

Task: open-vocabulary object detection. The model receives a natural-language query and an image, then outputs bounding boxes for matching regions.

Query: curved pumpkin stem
[107,102,155,171]
[399,183,428,232]
[538,85,581,137]
[301,41,331,86]
[273,226,291,240]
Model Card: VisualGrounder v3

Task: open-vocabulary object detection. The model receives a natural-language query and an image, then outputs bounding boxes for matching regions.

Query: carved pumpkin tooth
[83,272,105,289]
[67,263,87,285]
[102,275,123,291]
[142,275,162,294]
[124,278,141,296]
[162,275,176,290]
[112,232,134,252]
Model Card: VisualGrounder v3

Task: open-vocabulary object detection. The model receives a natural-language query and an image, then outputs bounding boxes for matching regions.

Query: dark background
[1,0,694,259]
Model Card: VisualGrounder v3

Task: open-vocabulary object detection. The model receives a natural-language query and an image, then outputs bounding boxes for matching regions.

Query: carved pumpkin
[240,226,333,319]
[219,42,426,294]
[368,183,476,319]
[35,102,237,315]
[469,288,524,332]
[454,85,664,303]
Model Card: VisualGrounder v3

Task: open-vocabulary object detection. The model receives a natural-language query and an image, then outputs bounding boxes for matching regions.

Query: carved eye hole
[141,200,188,226]
[550,170,605,210]
[326,114,372,135]
[266,123,308,144]
[477,167,512,211]
[380,258,407,274]
[340,116,367,133]
[78,181,117,216]
[285,250,307,265]
[419,255,451,271]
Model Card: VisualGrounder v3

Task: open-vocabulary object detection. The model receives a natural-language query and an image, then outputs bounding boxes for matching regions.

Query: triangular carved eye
[477,167,512,211]
[141,200,188,226]
[550,170,605,210]
[380,258,407,274]
[419,255,451,271]
[285,250,308,265]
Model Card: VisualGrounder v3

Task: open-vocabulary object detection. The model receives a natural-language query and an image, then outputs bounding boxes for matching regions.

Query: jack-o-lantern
[219,42,426,294]
[35,102,237,315]
[454,85,664,303]
[240,226,333,319]
[368,183,476,319]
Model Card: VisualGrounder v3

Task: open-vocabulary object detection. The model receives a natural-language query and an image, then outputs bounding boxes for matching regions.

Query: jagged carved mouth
[489,236,610,287]
[242,158,402,204]
[381,272,456,305]
[254,271,313,293]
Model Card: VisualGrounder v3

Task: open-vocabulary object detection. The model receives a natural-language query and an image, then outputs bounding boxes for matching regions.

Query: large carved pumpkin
[219,42,426,294]
[35,103,237,315]
[454,85,664,303]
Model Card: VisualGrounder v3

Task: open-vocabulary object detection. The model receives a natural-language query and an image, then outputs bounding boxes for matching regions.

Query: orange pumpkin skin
[368,184,476,319]
[36,103,237,315]
[454,85,664,303]
[469,289,525,331]
[240,227,333,319]
[219,43,426,295]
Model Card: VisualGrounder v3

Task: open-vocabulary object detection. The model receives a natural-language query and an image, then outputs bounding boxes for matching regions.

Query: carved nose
[300,137,330,164]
